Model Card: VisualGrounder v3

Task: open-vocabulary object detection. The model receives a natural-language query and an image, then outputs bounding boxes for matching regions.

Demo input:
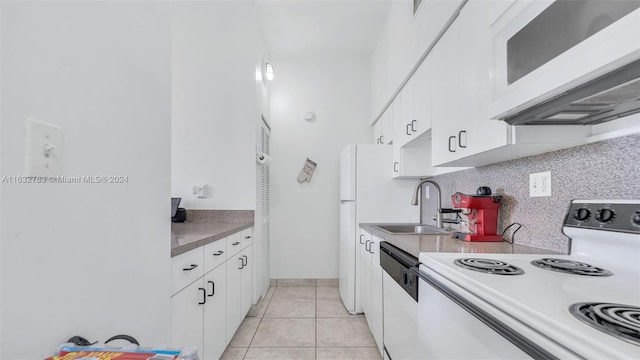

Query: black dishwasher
[380,241,420,301]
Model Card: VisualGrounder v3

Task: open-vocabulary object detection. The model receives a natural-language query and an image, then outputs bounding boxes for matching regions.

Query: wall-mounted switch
[529,171,551,197]
[25,118,63,176]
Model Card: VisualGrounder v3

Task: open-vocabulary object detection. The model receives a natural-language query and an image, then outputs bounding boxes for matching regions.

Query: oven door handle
[409,267,562,360]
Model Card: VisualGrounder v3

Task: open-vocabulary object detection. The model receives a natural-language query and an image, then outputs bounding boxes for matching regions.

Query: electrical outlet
[193,184,207,198]
[529,171,552,197]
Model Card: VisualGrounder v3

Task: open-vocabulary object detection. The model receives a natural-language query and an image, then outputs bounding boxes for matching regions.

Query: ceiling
[256,0,392,59]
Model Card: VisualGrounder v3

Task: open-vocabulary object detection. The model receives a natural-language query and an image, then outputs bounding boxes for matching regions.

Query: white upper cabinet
[430,0,505,166]
[412,60,432,139]
[430,0,590,167]
[372,0,624,171]
[396,78,415,148]
[373,108,393,145]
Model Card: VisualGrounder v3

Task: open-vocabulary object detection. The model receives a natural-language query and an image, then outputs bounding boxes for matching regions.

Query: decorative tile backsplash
[421,134,640,252]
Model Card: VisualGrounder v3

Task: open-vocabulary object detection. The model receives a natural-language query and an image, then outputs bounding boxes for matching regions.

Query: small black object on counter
[171,197,187,223]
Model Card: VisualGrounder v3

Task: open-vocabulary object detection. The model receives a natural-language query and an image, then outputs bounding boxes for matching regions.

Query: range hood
[500,59,640,126]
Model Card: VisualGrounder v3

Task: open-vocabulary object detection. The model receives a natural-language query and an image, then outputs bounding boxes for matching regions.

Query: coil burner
[570,303,640,346]
[531,258,613,276]
[453,258,524,275]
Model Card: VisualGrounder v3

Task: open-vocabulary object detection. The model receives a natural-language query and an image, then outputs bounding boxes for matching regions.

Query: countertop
[171,220,253,257]
[360,223,565,259]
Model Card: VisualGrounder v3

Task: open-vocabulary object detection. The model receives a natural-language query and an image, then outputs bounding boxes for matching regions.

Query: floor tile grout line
[315,284,318,360]
[243,286,276,360]
[224,280,376,359]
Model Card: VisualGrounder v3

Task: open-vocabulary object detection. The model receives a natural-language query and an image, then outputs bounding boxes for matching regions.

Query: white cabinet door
[373,109,393,145]
[203,265,227,360]
[373,120,383,144]
[355,230,368,314]
[413,59,432,138]
[369,236,384,355]
[360,234,372,317]
[170,280,205,356]
[392,142,402,178]
[226,253,244,342]
[397,79,415,147]
[240,246,253,318]
[381,106,394,145]
[430,2,473,166]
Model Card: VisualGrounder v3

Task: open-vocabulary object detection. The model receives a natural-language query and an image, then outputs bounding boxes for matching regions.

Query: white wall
[171,2,268,210]
[270,57,371,279]
[1,2,171,358]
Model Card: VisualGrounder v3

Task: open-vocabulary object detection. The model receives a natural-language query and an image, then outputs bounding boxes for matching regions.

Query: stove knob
[632,211,640,226]
[573,208,591,222]
[596,208,615,223]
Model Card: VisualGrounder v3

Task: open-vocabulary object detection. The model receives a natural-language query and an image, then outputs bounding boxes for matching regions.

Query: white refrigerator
[339,144,418,313]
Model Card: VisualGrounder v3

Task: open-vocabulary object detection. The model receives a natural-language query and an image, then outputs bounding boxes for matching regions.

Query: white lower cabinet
[226,245,253,340]
[369,236,384,355]
[170,264,226,360]
[203,266,227,360]
[359,230,384,356]
[171,228,255,360]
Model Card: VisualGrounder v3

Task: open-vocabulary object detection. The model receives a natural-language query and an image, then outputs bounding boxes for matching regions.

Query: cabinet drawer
[171,247,204,296]
[226,232,244,257]
[241,228,253,247]
[204,239,227,273]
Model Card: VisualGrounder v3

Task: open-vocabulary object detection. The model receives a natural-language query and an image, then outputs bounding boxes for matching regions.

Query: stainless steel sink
[375,224,450,235]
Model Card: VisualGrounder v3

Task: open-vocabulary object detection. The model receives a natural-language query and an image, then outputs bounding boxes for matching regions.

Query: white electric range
[416,200,640,359]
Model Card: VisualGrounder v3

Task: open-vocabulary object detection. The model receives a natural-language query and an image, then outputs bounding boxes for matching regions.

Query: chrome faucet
[411,179,443,228]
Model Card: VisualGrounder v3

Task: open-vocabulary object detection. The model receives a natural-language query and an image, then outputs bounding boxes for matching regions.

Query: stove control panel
[565,201,640,233]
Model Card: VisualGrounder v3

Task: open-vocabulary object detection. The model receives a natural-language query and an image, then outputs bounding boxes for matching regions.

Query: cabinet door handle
[448,136,456,152]
[376,137,380,144]
[242,255,248,267]
[239,257,244,269]
[182,264,198,271]
[458,130,467,148]
[244,236,251,239]
[359,234,365,245]
[213,250,224,256]
[365,240,371,252]
[207,281,215,297]
[368,243,375,254]
[411,120,417,132]
[232,241,240,246]
[393,162,399,173]
[406,123,412,136]
[198,288,206,305]
[380,135,384,143]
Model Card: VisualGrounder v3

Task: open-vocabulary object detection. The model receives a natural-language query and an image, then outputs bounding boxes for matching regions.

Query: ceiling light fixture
[265,63,275,81]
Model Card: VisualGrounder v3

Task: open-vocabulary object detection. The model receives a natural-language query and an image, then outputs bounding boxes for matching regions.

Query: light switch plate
[193,184,207,198]
[25,118,63,176]
[529,171,551,197]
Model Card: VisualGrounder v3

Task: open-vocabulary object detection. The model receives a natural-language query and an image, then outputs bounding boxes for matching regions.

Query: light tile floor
[221,279,383,360]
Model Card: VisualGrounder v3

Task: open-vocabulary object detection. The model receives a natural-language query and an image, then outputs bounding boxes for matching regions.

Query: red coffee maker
[451,187,503,242]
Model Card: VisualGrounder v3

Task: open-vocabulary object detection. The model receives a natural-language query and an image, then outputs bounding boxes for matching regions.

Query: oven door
[414,265,579,360]
[490,0,640,120]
